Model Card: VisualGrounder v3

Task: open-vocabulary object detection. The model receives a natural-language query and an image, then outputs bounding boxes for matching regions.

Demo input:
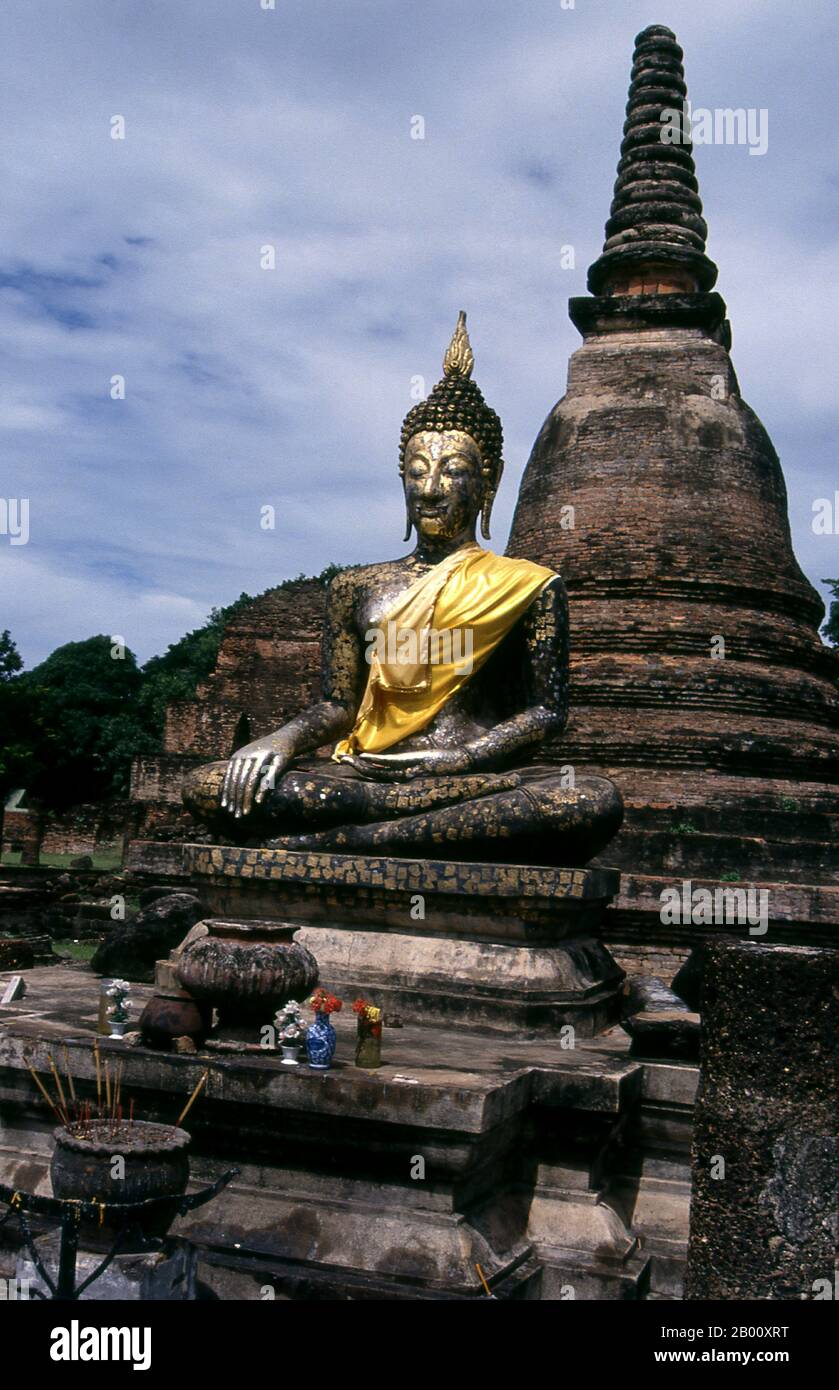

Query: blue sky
[1,0,837,667]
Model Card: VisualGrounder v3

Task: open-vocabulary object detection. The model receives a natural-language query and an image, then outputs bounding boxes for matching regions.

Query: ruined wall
[1,801,129,862]
[41,801,129,856]
[128,578,327,839]
[1,808,42,865]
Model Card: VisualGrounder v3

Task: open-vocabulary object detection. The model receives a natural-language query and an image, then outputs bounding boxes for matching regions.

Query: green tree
[0,629,23,681]
[1,566,344,814]
[19,636,149,810]
[0,632,46,815]
[822,579,839,647]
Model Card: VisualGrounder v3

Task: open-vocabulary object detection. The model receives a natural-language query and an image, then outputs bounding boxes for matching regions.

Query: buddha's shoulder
[324,557,415,602]
[486,552,564,594]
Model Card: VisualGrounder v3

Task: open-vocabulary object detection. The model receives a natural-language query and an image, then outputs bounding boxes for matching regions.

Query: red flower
[309,987,343,1015]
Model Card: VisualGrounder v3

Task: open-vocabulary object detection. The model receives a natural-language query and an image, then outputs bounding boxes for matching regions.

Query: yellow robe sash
[334,543,556,758]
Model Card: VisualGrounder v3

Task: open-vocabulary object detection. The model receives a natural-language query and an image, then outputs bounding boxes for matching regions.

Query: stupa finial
[587,24,718,296]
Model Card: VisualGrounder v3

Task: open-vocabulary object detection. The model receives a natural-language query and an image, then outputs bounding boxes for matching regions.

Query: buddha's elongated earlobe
[403,507,413,543]
[480,458,504,540]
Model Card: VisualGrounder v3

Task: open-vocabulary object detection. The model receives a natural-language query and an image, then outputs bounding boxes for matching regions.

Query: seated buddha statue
[183,314,623,865]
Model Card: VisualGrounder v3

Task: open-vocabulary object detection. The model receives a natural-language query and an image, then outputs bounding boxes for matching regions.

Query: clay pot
[175,919,318,1028]
[138,991,212,1051]
[50,1121,190,1250]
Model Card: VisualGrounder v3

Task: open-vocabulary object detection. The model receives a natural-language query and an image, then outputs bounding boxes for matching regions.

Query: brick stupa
[507,27,839,908]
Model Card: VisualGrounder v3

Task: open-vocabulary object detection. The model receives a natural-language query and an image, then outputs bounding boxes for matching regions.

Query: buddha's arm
[223,570,362,816]
[462,575,570,769]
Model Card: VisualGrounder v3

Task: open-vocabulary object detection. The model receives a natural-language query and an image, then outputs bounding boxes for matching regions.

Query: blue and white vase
[306,1011,337,1069]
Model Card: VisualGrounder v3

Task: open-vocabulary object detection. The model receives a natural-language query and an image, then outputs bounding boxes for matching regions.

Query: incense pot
[50,1121,191,1250]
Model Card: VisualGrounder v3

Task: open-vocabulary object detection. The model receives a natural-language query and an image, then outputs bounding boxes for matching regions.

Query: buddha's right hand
[221,741,291,819]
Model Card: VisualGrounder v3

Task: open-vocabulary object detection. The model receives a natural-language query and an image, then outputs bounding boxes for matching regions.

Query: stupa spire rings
[587,23,718,296]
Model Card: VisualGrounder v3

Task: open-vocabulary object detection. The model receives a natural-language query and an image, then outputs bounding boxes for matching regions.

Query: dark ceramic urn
[175,918,318,1032]
[138,991,212,1051]
[50,1121,190,1250]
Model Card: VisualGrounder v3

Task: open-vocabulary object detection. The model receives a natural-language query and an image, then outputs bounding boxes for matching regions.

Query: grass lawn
[52,941,100,963]
[1,848,123,871]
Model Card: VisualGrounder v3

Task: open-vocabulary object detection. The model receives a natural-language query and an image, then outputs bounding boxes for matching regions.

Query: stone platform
[0,965,695,1300]
[181,845,624,1038]
[123,837,839,991]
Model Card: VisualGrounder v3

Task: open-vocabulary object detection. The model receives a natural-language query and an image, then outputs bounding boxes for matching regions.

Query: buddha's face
[403,430,484,541]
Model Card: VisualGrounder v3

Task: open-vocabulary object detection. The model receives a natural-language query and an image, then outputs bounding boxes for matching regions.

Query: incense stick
[173,1069,209,1130]
[63,1045,76,1105]
[94,1041,102,1116]
[46,1053,69,1124]
[27,1064,64,1125]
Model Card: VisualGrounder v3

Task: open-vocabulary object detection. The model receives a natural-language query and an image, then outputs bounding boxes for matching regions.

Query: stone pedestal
[182,845,625,1037]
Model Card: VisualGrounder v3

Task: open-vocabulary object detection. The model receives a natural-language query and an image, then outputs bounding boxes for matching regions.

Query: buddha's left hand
[346,748,471,780]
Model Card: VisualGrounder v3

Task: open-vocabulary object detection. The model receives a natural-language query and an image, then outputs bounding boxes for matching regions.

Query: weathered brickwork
[1,808,42,865]
[128,579,326,838]
[164,580,325,759]
[506,32,839,903]
[1,802,129,862]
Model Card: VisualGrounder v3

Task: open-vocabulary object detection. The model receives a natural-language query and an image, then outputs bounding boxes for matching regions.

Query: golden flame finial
[442,310,474,380]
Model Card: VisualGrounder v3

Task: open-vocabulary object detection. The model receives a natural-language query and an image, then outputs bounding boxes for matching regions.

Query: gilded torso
[324,554,566,755]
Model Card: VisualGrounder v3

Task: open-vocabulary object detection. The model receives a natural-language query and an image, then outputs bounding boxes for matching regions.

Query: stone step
[602,872,839,981]
[622,801,839,842]
[598,826,839,885]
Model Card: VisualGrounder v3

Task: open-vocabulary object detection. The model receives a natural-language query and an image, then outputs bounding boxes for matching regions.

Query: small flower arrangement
[275,1000,307,1044]
[352,998,382,1036]
[307,988,343,1016]
[105,979,132,1024]
[352,998,383,1068]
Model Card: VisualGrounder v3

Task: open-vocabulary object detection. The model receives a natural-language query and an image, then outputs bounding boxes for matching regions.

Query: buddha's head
[399,313,503,543]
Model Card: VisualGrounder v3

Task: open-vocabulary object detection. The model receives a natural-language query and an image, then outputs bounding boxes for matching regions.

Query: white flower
[274,1000,305,1030]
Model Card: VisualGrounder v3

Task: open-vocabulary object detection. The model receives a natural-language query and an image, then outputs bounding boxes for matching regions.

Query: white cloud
[1,0,836,664]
